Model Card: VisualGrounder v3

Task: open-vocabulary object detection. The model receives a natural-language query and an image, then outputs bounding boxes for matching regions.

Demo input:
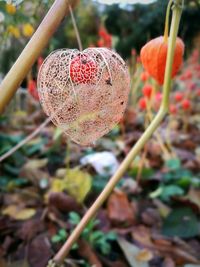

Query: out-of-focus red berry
[197,89,200,97]
[140,71,149,82]
[104,33,112,47]
[188,82,196,91]
[180,70,192,81]
[142,84,153,99]
[131,49,136,56]
[182,99,191,110]
[97,39,104,47]
[137,56,141,63]
[155,92,163,102]
[98,27,112,48]
[170,104,177,115]
[194,64,200,72]
[37,56,44,70]
[185,70,192,79]
[139,97,147,110]
[174,92,184,102]
[28,79,39,101]
[98,27,107,39]
[153,92,162,111]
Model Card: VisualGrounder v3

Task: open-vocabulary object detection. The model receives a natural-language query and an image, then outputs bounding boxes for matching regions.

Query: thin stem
[0,117,51,163]
[164,0,174,43]
[162,0,183,110]
[52,0,184,265]
[68,4,83,51]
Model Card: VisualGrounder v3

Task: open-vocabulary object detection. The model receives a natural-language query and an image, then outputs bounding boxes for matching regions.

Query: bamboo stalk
[0,0,79,114]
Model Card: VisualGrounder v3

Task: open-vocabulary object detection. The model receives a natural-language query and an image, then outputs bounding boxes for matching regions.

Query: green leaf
[184,265,200,267]
[165,158,181,171]
[129,167,154,180]
[99,242,111,255]
[106,231,117,241]
[72,243,78,250]
[51,235,62,243]
[69,212,81,225]
[162,207,199,238]
[160,185,184,202]
[58,229,67,239]
[86,219,99,232]
[3,164,20,175]
[89,231,104,243]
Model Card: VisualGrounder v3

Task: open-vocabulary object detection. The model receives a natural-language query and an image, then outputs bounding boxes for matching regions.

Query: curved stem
[162,0,183,110]
[52,1,184,265]
[164,0,174,43]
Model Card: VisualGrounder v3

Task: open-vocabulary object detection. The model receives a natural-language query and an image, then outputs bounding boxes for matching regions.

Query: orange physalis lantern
[140,36,184,85]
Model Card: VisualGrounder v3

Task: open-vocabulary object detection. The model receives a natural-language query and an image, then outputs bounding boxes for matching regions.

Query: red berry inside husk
[70,54,98,84]
[140,36,185,85]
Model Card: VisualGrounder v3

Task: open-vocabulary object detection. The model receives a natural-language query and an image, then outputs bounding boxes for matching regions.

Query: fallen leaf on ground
[48,192,82,212]
[16,218,45,241]
[7,260,29,267]
[118,237,149,267]
[182,188,200,210]
[132,225,154,248]
[28,234,52,267]
[135,249,153,262]
[0,258,7,267]
[2,205,36,220]
[78,239,102,267]
[23,158,48,169]
[107,190,135,226]
[50,168,92,203]
[162,257,175,267]
[162,207,199,238]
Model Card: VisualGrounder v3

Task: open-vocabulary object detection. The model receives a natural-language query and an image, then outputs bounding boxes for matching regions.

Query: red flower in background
[97,26,112,48]
[28,79,39,101]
